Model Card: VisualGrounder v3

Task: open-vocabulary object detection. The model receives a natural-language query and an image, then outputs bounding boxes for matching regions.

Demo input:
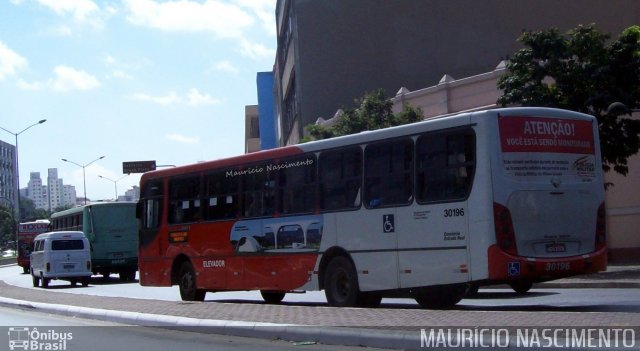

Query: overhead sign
[123,160,156,174]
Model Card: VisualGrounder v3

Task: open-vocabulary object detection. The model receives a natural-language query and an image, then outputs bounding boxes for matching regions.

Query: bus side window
[277,154,317,215]
[319,147,362,211]
[141,180,163,229]
[169,176,201,224]
[416,130,476,203]
[204,172,239,221]
[364,139,413,208]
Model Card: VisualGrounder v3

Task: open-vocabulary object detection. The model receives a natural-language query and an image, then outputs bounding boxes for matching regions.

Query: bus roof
[50,201,137,219]
[140,107,594,182]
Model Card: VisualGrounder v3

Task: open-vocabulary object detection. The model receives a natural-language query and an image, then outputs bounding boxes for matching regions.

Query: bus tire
[178,262,206,302]
[119,270,136,282]
[413,284,467,309]
[509,280,532,294]
[32,273,40,287]
[324,256,359,307]
[357,292,382,308]
[23,267,29,274]
[260,290,286,304]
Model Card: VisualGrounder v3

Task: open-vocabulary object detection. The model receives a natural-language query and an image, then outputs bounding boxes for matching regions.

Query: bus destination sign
[123,160,156,174]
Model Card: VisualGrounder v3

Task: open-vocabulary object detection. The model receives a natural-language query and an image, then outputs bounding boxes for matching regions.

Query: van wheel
[260,290,286,304]
[81,277,90,287]
[324,256,359,307]
[70,279,77,286]
[40,274,49,289]
[178,262,206,301]
[32,273,40,287]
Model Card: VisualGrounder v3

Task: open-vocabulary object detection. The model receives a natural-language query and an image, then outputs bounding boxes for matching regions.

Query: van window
[51,239,85,251]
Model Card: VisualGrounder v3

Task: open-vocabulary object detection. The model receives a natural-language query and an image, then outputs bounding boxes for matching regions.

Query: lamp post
[62,156,105,205]
[0,119,47,221]
[98,175,128,201]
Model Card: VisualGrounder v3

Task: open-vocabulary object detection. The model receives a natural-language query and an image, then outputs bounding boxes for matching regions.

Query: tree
[0,205,16,248]
[19,197,49,222]
[305,89,423,141]
[498,24,640,176]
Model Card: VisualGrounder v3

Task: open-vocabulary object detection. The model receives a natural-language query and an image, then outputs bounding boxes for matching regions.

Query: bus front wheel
[324,256,359,307]
[178,262,206,302]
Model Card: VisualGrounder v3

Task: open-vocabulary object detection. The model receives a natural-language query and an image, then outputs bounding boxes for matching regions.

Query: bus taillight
[493,202,517,255]
[596,202,606,251]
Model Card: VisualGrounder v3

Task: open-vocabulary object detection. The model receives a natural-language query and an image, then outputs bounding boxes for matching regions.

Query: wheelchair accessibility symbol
[383,214,395,233]
[508,262,521,277]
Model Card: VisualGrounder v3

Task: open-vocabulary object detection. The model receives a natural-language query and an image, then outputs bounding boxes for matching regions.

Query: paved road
[1,263,639,350]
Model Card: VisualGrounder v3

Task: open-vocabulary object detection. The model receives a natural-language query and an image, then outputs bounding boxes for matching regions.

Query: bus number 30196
[444,208,465,217]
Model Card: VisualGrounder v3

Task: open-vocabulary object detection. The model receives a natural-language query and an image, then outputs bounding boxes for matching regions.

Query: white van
[30,231,92,288]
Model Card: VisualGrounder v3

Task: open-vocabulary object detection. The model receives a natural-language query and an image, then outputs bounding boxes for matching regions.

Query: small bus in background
[50,202,138,281]
[17,220,50,274]
[137,107,606,308]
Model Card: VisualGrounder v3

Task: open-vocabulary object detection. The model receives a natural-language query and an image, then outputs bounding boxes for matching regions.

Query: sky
[0,0,277,201]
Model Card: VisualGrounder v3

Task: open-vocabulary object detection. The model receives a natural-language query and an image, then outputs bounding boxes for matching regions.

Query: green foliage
[305,89,423,141]
[0,205,16,248]
[19,197,50,222]
[498,24,640,175]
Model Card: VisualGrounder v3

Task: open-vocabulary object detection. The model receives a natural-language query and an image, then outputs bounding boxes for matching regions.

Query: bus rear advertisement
[17,220,50,274]
[137,107,607,308]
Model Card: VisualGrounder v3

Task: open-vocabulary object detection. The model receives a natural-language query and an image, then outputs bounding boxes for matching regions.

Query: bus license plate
[546,243,566,253]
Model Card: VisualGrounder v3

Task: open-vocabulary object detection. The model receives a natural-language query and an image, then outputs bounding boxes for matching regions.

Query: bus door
[397,130,475,288]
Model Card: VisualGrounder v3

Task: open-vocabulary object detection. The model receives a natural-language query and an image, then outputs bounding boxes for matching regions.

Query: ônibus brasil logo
[8,327,72,351]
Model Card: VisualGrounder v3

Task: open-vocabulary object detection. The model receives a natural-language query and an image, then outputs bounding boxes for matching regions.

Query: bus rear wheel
[260,290,286,304]
[119,270,136,282]
[324,256,359,307]
[509,280,533,294]
[413,284,467,309]
[178,262,206,301]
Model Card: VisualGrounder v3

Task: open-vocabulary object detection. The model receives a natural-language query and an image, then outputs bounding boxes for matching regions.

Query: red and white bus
[137,107,607,308]
[17,220,50,274]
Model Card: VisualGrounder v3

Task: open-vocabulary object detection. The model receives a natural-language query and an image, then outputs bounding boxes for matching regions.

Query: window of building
[364,139,413,208]
[416,129,476,203]
[319,147,362,211]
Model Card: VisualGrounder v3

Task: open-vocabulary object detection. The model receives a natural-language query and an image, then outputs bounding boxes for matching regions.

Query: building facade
[23,168,76,211]
[0,140,16,212]
[274,0,640,145]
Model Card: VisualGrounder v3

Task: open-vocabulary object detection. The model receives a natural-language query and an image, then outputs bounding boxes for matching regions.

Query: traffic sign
[122,160,156,174]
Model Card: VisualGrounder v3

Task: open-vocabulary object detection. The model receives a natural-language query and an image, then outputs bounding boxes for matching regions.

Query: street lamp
[62,156,105,205]
[0,119,47,221]
[98,175,128,201]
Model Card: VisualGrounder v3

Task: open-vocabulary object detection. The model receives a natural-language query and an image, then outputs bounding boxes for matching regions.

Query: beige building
[382,62,639,262]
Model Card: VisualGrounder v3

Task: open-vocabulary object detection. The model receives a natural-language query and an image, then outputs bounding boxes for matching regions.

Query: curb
[0,296,421,350]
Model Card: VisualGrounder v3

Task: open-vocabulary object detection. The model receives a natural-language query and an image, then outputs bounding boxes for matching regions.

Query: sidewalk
[0,264,639,350]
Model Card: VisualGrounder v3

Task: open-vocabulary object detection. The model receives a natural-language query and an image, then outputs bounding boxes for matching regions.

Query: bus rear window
[51,239,85,250]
